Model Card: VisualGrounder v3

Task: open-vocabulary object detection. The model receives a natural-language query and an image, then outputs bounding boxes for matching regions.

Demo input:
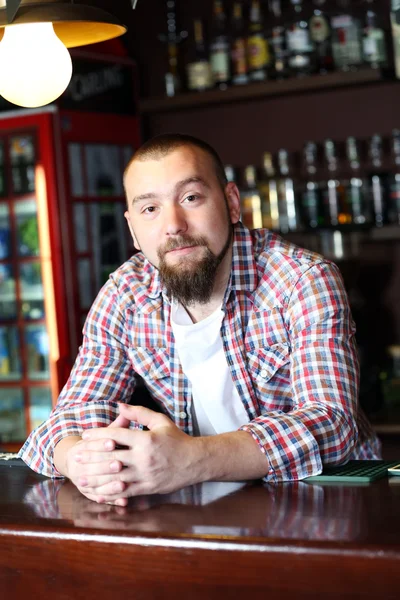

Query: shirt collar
[229,222,259,293]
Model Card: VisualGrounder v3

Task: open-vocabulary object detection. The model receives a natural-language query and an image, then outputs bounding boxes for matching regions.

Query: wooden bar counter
[1,459,400,599]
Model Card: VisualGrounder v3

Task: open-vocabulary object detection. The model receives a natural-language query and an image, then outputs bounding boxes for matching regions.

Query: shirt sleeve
[240,261,360,483]
[18,277,137,477]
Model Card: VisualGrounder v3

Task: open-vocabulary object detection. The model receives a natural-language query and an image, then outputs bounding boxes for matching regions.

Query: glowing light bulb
[0,22,73,108]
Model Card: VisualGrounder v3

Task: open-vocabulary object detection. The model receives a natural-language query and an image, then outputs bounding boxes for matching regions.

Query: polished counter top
[1,460,400,599]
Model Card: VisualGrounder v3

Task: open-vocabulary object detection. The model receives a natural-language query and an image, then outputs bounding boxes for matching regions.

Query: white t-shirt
[170,301,250,436]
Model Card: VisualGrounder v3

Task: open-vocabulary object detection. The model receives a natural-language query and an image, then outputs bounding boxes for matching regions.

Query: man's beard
[157,228,232,306]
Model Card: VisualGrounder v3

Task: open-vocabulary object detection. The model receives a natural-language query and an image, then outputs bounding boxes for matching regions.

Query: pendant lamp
[0,0,134,108]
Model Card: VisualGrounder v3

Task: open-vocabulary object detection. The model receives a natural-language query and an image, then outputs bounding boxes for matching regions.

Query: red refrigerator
[0,51,141,451]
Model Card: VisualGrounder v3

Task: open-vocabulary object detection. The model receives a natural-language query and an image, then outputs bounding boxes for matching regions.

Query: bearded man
[19,134,381,505]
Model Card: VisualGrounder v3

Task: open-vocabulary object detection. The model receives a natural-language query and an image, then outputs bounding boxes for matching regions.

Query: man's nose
[164,204,187,235]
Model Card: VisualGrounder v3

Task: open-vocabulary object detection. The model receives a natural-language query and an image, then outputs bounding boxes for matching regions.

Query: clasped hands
[65,404,204,506]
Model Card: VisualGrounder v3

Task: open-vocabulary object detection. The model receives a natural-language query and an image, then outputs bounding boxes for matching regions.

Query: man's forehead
[125,145,213,181]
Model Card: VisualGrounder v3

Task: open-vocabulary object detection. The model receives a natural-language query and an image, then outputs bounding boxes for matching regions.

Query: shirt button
[179,411,187,420]
[260,369,268,379]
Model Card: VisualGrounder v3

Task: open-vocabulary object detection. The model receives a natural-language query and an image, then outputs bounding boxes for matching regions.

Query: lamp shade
[0,1,127,48]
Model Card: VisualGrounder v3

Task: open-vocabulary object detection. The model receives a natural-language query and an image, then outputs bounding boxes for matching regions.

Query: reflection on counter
[24,478,366,543]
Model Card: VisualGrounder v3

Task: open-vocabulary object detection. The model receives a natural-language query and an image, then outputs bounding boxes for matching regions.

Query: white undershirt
[171,301,250,436]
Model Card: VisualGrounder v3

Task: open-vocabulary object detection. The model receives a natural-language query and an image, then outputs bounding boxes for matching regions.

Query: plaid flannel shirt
[19,223,381,481]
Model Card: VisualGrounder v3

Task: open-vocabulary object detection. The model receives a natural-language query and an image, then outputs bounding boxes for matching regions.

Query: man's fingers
[74,458,123,477]
[118,403,169,431]
[78,465,137,491]
[82,426,146,447]
[109,412,131,428]
[85,481,150,503]
[76,437,116,453]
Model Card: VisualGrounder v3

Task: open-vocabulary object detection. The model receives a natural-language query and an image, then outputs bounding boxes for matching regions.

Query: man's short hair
[124,133,228,191]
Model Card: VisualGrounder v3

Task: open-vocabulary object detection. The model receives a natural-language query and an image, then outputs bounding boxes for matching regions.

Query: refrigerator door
[0,109,69,451]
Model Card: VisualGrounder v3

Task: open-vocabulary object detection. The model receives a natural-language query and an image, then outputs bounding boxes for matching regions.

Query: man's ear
[124,211,141,251]
[225,182,241,224]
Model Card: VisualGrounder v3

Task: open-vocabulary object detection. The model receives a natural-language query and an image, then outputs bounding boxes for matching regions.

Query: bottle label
[271,26,285,49]
[258,182,273,230]
[232,39,248,76]
[389,182,400,219]
[187,62,213,91]
[332,16,362,66]
[323,185,339,225]
[287,26,311,52]
[363,28,387,64]
[247,34,269,69]
[392,15,400,78]
[210,41,230,82]
[310,15,330,43]
[347,180,367,224]
[241,193,262,229]
[302,189,320,227]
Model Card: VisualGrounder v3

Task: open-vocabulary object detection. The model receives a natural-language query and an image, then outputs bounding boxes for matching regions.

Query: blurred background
[0,0,399,459]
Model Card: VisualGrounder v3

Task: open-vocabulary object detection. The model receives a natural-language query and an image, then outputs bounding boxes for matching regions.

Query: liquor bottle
[186,19,213,92]
[231,1,249,85]
[322,139,348,226]
[362,0,389,69]
[268,0,288,79]
[224,164,236,183]
[159,1,186,98]
[331,0,363,71]
[286,0,315,77]
[345,136,372,225]
[391,0,400,78]
[367,134,388,227]
[277,149,300,233]
[258,152,280,230]
[309,0,334,74]
[165,43,181,97]
[388,129,400,225]
[209,0,231,89]
[240,166,263,229]
[301,141,325,228]
[247,0,270,81]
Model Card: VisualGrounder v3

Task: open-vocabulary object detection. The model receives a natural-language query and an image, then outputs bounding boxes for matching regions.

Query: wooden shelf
[140,68,385,114]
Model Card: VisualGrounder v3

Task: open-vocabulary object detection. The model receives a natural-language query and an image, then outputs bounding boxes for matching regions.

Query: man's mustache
[158,235,208,258]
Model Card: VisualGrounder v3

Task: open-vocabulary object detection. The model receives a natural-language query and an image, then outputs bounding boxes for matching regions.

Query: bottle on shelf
[309,0,334,74]
[165,42,181,97]
[186,19,213,92]
[331,0,363,71]
[391,0,400,79]
[322,139,348,226]
[362,0,389,70]
[277,149,301,233]
[247,0,270,81]
[286,0,315,77]
[258,152,280,231]
[240,165,263,229]
[267,0,288,79]
[224,164,236,183]
[345,135,372,225]
[159,0,185,98]
[301,141,325,228]
[230,1,249,85]
[209,0,231,89]
[367,134,388,227]
[388,128,400,225]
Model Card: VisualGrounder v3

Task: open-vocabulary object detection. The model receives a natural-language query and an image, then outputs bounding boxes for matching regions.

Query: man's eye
[143,206,156,214]
[183,195,198,203]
